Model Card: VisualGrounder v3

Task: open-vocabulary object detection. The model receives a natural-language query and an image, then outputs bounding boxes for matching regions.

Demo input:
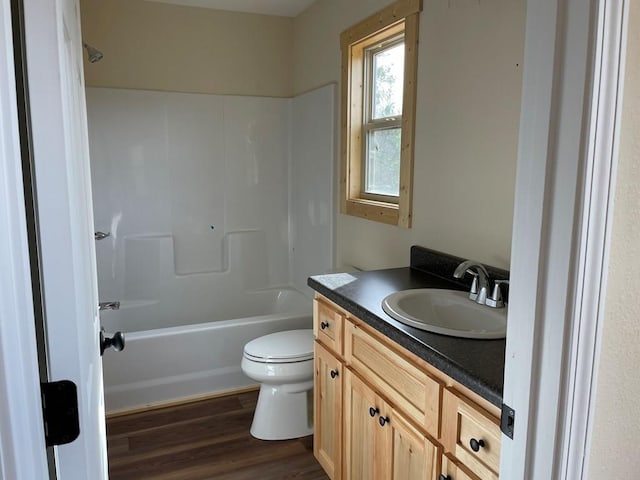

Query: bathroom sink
[381,289,507,339]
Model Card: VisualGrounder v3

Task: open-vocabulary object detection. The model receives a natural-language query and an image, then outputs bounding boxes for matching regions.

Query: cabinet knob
[470,438,485,452]
[378,416,389,426]
[330,369,339,379]
[438,475,452,480]
[369,407,379,417]
[320,321,330,330]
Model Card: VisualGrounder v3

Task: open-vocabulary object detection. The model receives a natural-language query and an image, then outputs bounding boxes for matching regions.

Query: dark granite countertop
[308,266,506,407]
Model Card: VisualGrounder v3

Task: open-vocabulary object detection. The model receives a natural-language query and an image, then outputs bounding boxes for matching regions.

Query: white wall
[588,1,640,475]
[290,84,335,296]
[294,0,525,270]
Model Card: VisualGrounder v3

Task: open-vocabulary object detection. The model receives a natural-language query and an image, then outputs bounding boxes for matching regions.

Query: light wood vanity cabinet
[441,454,482,480]
[442,389,501,480]
[344,369,440,479]
[344,319,443,436]
[314,342,343,479]
[313,295,502,480]
[314,299,344,354]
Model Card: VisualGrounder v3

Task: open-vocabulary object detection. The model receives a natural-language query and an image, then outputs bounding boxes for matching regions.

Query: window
[363,36,404,199]
[340,0,421,227]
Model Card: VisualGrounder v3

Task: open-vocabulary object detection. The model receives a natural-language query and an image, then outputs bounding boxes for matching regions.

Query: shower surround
[86,85,334,411]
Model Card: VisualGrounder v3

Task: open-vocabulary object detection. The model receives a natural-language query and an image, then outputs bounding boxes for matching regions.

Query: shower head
[82,42,103,64]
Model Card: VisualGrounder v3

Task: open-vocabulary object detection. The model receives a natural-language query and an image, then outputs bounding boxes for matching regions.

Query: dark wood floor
[107,390,329,480]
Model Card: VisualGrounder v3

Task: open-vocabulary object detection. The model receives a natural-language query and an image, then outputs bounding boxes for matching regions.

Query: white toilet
[241,329,314,440]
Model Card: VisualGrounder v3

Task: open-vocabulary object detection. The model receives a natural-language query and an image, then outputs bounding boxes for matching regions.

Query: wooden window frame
[340,0,422,227]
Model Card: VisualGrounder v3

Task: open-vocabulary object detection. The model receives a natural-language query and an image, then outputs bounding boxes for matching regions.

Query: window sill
[344,198,400,226]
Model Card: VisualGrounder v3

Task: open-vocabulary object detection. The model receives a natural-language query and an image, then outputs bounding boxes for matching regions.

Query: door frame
[0,0,629,478]
[500,0,628,478]
[556,1,628,477]
[0,0,50,477]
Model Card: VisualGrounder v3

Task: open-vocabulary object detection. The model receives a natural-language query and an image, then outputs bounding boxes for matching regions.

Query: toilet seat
[243,329,313,363]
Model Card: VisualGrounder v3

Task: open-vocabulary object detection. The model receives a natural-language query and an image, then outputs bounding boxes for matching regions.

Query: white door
[23,0,108,478]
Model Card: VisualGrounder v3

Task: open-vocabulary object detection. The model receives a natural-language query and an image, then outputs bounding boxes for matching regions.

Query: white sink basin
[381,289,507,339]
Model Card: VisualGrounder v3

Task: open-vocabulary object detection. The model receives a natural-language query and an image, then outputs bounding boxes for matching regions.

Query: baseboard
[106,384,260,419]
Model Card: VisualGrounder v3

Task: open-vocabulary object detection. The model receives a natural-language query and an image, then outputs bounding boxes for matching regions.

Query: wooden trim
[340,1,421,227]
[343,23,405,211]
[348,39,365,201]
[397,13,419,228]
[105,385,260,419]
[340,0,422,48]
[344,198,399,225]
[340,44,349,214]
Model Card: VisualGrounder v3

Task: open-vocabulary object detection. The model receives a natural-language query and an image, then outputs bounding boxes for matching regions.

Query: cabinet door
[381,400,441,480]
[344,370,380,479]
[344,370,441,480]
[441,454,481,480]
[344,320,442,435]
[314,342,343,479]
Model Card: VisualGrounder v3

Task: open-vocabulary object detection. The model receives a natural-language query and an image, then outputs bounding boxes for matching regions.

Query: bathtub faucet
[99,301,120,311]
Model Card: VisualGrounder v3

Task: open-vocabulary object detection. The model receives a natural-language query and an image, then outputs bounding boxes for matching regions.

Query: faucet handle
[486,280,509,308]
[467,271,479,301]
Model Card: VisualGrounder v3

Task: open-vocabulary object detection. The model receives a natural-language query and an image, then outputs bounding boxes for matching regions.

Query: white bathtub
[101,288,312,412]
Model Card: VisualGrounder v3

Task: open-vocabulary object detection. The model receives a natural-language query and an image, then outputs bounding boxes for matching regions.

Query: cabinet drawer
[442,389,501,480]
[314,299,344,356]
[344,320,443,436]
[441,454,481,480]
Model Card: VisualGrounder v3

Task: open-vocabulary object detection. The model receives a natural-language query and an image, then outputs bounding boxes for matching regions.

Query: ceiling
[144,0,316,17]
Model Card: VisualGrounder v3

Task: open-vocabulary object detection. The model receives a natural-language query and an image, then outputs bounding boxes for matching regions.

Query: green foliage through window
[364,39,404,197]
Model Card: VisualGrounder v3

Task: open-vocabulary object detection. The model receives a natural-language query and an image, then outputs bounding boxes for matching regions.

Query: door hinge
[501,403,515,439]
[41,380,80,446]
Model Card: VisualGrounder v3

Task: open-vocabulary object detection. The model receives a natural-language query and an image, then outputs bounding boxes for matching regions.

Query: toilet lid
[244,329,313,363]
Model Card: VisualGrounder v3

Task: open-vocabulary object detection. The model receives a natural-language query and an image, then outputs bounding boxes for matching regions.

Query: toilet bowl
[241,329,314,440]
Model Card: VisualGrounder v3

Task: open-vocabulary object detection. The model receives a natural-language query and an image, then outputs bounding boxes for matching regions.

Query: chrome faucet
[99,301,120,311]
[453,260,490,305]
[486,279,509,308]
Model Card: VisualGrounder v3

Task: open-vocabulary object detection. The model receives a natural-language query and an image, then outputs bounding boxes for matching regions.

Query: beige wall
[294,0,526,270]
[80,0,293,97]
[82,0,525,269]
[588,2,640,476]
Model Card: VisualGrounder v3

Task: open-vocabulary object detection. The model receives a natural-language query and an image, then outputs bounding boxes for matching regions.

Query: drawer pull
[378,416,389,426]
[330,369,339,379]
[320,321,330,330]
[369,407,379,417]
[470,438,486,452]
[438,475,451,480]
